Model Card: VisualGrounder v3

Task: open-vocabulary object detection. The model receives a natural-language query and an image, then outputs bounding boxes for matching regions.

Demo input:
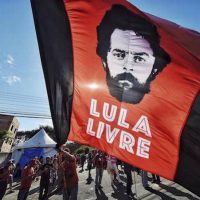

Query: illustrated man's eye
[133,55,146,63]
[112,49,126,60]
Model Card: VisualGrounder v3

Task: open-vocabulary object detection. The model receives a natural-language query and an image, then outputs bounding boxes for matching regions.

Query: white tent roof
[13,128,56,150]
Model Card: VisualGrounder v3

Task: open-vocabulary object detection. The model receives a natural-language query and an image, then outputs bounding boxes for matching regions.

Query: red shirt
[93,154,107,169]
[20,166,35,189]
[0,166,11,182]
[62,156,78,189]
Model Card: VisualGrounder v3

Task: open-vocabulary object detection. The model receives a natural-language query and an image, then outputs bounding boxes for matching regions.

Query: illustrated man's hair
[96,4,170,76]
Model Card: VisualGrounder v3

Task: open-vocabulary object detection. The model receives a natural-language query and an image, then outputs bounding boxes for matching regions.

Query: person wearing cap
[17,159,36,200]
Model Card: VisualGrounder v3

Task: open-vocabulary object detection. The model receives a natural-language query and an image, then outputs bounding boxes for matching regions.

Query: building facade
[0,114,19,153]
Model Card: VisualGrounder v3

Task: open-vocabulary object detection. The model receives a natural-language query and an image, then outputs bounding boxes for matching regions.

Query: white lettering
[90,99,100,117]
[132,115,152,137]
[119,131,135,154]
[106,124,120,143]
[87,100,153,159]
[136,137,151,159]
[96,121,105,138]
[103,102,117,122]
[118,108,129,128]
[86,118,96,136]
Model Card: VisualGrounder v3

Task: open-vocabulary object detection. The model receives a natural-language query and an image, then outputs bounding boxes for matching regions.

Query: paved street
[3,166,200,200]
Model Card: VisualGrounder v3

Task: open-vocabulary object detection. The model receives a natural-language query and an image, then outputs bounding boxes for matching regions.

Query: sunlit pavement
[3,166,200,200]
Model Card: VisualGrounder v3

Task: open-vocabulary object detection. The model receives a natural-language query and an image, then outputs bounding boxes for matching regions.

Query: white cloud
[7,54,14,65]
[2,75,21,85]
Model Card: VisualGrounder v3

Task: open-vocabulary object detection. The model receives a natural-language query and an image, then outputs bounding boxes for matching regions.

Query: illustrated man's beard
[106,69,151,104]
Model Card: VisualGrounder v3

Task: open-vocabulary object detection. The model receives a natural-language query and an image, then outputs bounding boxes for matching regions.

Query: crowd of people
[0,147,161,200]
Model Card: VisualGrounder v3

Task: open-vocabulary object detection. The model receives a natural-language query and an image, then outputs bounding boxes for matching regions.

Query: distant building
[0,114,19,153]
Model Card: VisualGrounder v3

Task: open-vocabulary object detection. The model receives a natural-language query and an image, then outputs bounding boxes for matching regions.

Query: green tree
[0,130,14,139]
[16,125,55,140]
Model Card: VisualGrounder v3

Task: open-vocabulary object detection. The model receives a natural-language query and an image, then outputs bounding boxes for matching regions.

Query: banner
[31,0,200,196]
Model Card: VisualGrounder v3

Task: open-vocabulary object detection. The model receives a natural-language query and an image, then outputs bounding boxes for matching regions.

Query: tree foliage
[16,125,55,140]
[65,142,94,154]
[16,127,94,154]
[0,130,14,139]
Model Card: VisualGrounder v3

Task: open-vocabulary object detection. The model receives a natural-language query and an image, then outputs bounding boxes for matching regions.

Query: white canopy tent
[13,128,56,150]
[12,129,57,165]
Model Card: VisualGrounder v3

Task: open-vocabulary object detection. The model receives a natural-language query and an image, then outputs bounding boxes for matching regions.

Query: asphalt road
[3,165,200,200]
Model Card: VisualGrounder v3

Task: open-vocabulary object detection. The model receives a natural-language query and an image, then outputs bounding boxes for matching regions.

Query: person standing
[8,159,16,193]
[93,150,107,190]
[56,151,64,193]
[0,161,12,200]
[86,152,93,181]
[17,159,36,200]
[107,155,121,185]
[141,170,149,189]
[33,157,41,182]
[52,158,58,185]
[61,148,79,200]
[124,162,134,196]
[39,157,53,200]
[106,155,115,186]
[14,163,21,178]
[80,153,86,171]
[151,173,161,184]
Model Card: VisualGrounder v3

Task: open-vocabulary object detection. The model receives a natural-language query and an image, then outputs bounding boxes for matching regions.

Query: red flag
[31,0,200,196]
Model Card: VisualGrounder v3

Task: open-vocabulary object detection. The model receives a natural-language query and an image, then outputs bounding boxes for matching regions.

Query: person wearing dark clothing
[14,163,22,178]
[124,162,134,196]
[87,152,93,180]
[80,153,86,171]
[151,174,161,184]
[135,167,141,175]
[116,159,122,170]
[0,161,12,200]
[93,151,107,190]
[39,157,53,200]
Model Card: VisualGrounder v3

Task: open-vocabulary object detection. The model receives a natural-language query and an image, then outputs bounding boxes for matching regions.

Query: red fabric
[93,154,107,169]
[20,167,35,189]
[63,0,200,180]
[63,156,78,189]
[0,166,10,182]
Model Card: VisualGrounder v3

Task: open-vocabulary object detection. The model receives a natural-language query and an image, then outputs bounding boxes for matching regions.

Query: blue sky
[131,0,200,31]
[0,0,199,131]
[0,0,51,131]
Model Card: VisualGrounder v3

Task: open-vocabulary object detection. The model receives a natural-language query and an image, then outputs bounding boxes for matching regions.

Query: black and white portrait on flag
[97,5,171,104]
